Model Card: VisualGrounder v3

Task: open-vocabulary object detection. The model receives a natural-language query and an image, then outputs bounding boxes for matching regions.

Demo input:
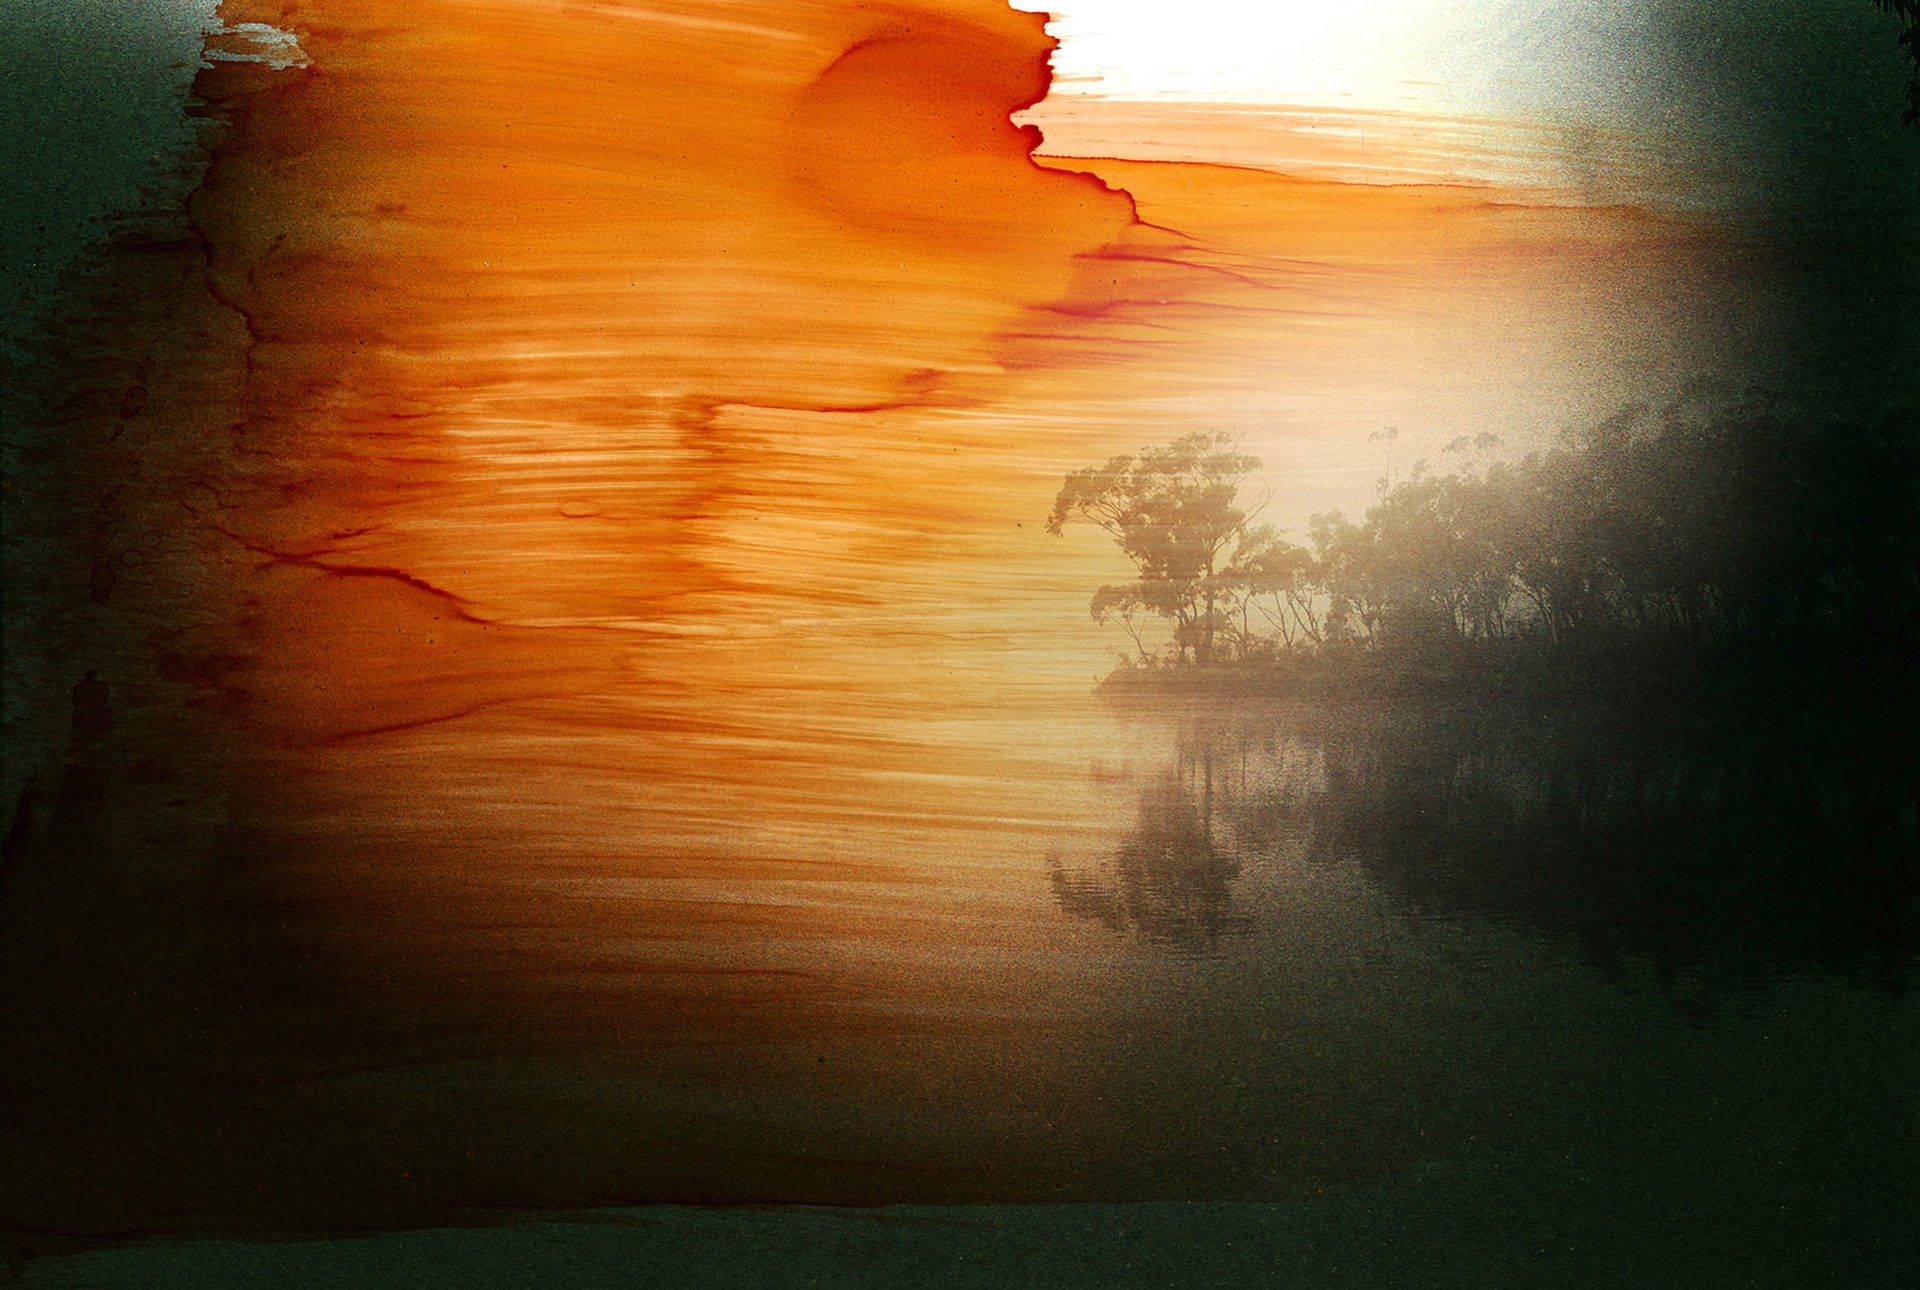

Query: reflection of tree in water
[1049,760,1249,957]
[1061,693,1918,993]
[1312,698,1918,993]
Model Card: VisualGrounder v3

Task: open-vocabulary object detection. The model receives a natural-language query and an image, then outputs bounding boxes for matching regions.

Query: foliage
[1046,431,1263,664]
[1053,394,1920,680]
[1874,0,1920,125]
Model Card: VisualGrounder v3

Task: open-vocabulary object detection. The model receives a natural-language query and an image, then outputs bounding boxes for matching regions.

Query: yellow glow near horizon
[1032,0,1459,105]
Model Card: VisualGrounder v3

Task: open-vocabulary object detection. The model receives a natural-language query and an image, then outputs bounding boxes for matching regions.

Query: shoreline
[1093,645,1920,723]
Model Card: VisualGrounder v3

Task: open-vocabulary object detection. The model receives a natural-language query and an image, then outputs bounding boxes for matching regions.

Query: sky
[1029,0,1916,417]
[1038,0,1628,108]
[1038,0,1911,125]
[2,1,1911,371]
[1039,1,1916,212]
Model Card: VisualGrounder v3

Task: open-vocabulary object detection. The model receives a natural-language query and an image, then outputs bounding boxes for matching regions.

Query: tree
[1047,432,1262,665]
[1222,524,1319,653]
[1874,0,1920,125]
[1053,395,1916,685]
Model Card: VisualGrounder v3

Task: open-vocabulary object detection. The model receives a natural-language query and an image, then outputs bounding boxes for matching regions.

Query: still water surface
[43,611,1913,1258]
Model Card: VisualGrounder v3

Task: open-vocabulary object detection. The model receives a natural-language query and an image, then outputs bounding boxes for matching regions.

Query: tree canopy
[1875,0,1920,124]
[1046,431,1262,665]
[1050,395,1919,681]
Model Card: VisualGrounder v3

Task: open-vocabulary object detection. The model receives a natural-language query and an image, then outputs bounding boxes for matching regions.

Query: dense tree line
[1051,394,1919,681]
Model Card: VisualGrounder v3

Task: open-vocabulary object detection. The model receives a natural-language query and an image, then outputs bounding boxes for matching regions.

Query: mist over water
[1059,695,1917,982]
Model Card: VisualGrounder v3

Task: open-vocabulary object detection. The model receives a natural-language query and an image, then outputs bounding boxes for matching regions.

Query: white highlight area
[1033,0,1469,105]
[204,20,311,70]
[1026,0,1696,124]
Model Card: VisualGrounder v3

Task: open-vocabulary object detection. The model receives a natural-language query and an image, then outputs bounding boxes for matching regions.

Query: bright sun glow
[1033,0,1462,105]
[1032,0,1655,122]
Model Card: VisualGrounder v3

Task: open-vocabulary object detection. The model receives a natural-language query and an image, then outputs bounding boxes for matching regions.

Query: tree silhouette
[1046,431,1262,665]
[1875,0,1920,124]
[1052,395,1918,680]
